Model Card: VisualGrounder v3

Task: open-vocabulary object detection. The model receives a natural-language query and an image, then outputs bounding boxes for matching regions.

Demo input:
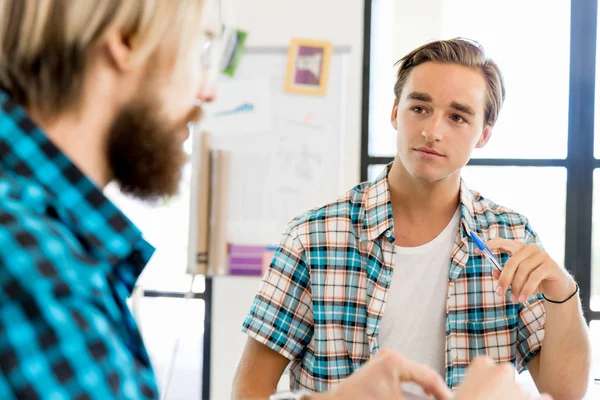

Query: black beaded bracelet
[542,283,579,304]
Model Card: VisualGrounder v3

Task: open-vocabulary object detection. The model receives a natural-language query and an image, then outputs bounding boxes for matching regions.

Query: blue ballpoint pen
[468,229,534,312]
[468,230,502,272]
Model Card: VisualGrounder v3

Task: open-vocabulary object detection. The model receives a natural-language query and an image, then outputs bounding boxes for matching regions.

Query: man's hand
[455,357,552,400]
[485,239,576,304]
[315,349,451,400]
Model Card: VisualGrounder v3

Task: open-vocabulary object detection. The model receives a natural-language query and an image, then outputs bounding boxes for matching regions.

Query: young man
[0,3,538,400]
[235,38,591,399]
[0,1,214,398]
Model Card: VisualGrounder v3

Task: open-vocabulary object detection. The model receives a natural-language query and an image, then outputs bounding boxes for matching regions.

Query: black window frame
[361,0,599,323]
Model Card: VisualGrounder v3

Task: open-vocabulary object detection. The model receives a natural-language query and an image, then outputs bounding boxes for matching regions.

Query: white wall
[222,0,365,189]
[210,277,265,400]
[206,2,366,399]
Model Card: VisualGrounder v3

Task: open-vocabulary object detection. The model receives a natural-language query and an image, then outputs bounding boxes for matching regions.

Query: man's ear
[475,124,493,148]
[391,100,399,130]
[104,30,134,72]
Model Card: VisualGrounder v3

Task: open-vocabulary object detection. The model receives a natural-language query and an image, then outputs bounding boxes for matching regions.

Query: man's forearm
[536,291,591,400]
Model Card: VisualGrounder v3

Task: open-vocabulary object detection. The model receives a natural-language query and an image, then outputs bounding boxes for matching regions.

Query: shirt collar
[361,165,394,242]
[458,178,477,236]
[361,163,478,242]
[0,91,154,267]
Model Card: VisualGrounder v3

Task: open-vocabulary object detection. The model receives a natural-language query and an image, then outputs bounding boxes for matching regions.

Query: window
[364,0,598,324]
[461,167,567,265]
[592,170,600,310]
[441,0,571,159]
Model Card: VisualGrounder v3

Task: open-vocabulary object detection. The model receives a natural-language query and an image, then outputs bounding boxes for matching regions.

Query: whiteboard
[196,47,350,247]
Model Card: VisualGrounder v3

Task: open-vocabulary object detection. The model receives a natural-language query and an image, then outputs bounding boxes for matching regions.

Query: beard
[107,98,203,202]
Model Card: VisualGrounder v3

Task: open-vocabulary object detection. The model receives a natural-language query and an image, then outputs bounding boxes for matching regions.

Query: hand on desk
[314,349,451,400]
[314,352,552,400]
[455,357,552,400]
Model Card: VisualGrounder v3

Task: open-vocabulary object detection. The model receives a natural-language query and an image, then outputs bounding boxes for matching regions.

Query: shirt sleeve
[0,373,17,400]
[515,220,547,372]
[0,212,158,400]
[242,225,314,360]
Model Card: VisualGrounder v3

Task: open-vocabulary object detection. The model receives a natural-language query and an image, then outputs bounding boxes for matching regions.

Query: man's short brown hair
[394,38,506,126]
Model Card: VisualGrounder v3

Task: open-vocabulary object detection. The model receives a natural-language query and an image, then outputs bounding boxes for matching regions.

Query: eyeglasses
[201,38,214,69]
[198,36,222,101]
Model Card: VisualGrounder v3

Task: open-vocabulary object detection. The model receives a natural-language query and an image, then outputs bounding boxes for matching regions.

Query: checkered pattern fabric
[243,164,546,392]
[0,91,158,399]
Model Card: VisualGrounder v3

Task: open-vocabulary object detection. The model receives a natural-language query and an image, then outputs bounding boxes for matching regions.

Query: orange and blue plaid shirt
[243,164,546,392]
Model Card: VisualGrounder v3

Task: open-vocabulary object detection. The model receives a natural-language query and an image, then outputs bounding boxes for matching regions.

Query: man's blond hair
[0,0,206,117]
[394,38,505,127]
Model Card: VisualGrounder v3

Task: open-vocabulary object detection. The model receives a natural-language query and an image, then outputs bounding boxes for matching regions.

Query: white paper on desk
[401,382,435,400]
[401,392,431,400]
[203,77,272,136]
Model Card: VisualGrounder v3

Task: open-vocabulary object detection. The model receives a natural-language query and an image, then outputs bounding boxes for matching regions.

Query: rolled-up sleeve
[515,220,548,372]
[242,226,314,360]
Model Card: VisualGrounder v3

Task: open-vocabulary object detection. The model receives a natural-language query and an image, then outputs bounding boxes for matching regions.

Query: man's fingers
[510,251,547,301]
[495,361,516,380]
[393,356,452,400]
[492,268,500,280]
[519,267,550,302]
[485,238,526,255]
[496,243,540,297]
[376,350,452,399]
[496,258,518,298]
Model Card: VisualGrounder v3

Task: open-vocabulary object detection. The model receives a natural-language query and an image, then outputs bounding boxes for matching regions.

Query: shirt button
[366,328,374,335]
[385,231,392,238]
[385,275,392,283]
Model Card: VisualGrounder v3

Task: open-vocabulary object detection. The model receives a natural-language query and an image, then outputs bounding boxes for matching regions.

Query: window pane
[596,2,600,159]
[461,167,566,265]
[135,297,204,398]
[368,0,396,157]
[441,1,570,159]
[369,1,571,158]
[590,321,600,382]
[367,164,387,181]
[591,170,600,310]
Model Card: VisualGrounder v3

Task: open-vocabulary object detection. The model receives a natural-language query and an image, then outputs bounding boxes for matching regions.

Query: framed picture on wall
[284,38,333,96]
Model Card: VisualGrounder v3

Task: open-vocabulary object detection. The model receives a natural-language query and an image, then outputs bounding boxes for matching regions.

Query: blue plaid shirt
[243,164,546,392]
[0,92,158,399]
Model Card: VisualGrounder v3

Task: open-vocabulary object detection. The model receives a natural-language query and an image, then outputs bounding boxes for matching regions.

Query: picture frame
[284,38,333,96]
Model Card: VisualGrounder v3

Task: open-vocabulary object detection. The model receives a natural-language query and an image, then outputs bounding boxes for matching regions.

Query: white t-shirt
[378,208,460,394]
